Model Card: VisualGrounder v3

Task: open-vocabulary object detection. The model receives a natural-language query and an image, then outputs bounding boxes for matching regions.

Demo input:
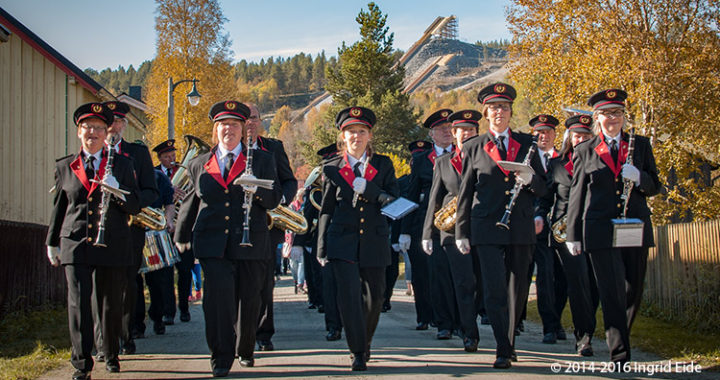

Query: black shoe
[105,359,120,373]
[351,354,367,371]
[518,321,524,332]
[437,329,452,340]
[239,357,254,367]
[131,330,145,339]
[257,340,274,351]
[180,311,191,322]
[463,338,478,352]
[510,351,518,362]
[416,322,429,330]
[430,322,438,328]
[480,315,490,325]
[556,328,567,340]
[153,321,166,335]
[72,369,91,380]
[493,356,512,369]
[542,332,557,344]
[308,304,317,309]
[453,329,465,340]
[381,303,391,312]
[514,327,521,336]
[578,342,594,357]
[95,352,105,362]
[326,329,342,341]
[162,316,174,325]
[212,367,230,377]
[120,343,136,355]
[317,304,325,313]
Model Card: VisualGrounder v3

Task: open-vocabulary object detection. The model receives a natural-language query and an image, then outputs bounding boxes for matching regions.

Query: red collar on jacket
[450,147,463,175]
[203,146,247,189]
[483,130,521,176]
[69,150,108,197]
[594,133,628,177]
[338,152,378,187]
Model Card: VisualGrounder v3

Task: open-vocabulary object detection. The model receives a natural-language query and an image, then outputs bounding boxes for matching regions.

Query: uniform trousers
[587,246,648,362]
[554,242,598,344]
[120,227,145,346]
[383,249,400,308]
[428,238,457,331]
[331,260,385,354]
[442,242,478,340]
[257,231,285,342]
[303,245,324,307]
[473,244,533,357]
[200,257,267,369]
[146,266,175,323]
[534,229,562,334]
[175,248,195,315]
[67,264,126,371]
[407,238,432,324]
[322,264,343,331]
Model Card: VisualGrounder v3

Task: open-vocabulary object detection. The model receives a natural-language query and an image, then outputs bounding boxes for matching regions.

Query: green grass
[0,306,70,380]
[526,299,720,371]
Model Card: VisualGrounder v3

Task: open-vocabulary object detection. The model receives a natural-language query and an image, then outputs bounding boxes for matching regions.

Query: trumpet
[130,207,167,230]
[433,196,457,232]
[268,205,308,234]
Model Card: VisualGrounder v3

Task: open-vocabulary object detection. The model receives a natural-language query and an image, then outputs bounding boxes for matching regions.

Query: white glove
[239,173,258,193]
[398,234,411,251]
[455,238,470,254]
[621,164,640,185]
[565,241,582,256]
[352,177,367,194]
[421,239,433,255]
[516,171,533,186]
[103,173,119,190]
[175,242,192,252]
[317,256,328,267]
[47,246,61,267]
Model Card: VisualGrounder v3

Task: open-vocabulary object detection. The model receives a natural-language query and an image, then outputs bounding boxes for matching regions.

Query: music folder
[381,197,418,220]
[497,160,535,174]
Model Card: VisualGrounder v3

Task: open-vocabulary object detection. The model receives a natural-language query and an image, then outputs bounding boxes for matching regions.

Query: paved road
[40,276,712,379]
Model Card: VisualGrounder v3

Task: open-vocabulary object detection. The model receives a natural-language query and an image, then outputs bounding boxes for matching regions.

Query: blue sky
[1,0,512,70]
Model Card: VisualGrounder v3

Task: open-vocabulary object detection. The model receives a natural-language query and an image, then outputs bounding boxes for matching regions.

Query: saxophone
[433,196,457,232]
[551,215,567,243]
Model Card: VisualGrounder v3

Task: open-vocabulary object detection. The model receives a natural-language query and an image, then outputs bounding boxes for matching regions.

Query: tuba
[433,196,457,232]
[171,135,211,220]
[308,187,322,210]
[268,205,308,234]
[551,215,567,243]
[130,207,167,230]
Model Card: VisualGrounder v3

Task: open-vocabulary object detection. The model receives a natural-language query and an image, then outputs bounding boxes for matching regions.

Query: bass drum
[139,229,181,274]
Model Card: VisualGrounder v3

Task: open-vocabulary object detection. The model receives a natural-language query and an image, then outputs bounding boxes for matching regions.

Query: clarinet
[239,130,254,247]
[94,136,118,247]
[621,127,636,219]
[496,135,538,230]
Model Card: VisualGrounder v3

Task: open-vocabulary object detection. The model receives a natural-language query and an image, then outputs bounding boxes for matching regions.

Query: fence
[0,220,66,319]
[645,219,720,320]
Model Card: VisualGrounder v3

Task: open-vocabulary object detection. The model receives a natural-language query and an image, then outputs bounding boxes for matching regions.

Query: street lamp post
[167,77,202,139]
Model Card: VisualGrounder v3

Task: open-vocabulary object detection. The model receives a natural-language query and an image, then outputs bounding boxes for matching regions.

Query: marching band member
[400,109,455,334]
[46,103,140,379]
[317,107,399,371]
[542,114,599,356]
[566,89,660,366]
[174,100,282,377]
[455,83,547,369]
[421,110,481,352]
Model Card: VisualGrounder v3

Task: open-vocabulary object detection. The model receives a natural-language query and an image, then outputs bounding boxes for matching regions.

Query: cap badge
[440,111,449,118]
[225,101,236,110]
[539,115,547,122]
[167,141,172,146]
[463,112,472,119]
[606,90,617,99]
[91,104,102,113]
[350,107,362,117]
[417,141,424,147]
[494,84,506,93]
[107,102,116,110]
[580,115,591,124]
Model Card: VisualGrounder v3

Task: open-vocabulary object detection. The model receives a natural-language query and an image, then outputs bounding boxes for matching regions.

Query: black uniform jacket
[422,149,463,245]
[566,133,660,250]
[317,153,399,267]
[535,153,573,246]
[293,184,320,248]
[117,139,158,209]
[257,136,297,205]
[401,148,442,235]
[155,164,178,180]
[455,131,547,245]
[46,151,141,266]
[174,146,282,260]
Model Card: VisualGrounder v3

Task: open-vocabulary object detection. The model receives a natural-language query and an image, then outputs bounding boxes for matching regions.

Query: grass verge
[525,299,720,371]
[0,306,70,380]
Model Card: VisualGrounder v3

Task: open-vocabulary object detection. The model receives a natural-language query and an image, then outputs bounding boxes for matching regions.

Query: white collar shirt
[216,143,243,176]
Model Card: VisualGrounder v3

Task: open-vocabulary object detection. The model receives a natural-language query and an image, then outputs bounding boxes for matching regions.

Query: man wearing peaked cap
[335,106,376,130]
[529,113,567,346]
[153,139,178,179]
[408,140,433,154]
[47,103,141,379]
[104,101,131,119]
[477,82,517,104]
[400,108,455,336]
[587,88,627,111]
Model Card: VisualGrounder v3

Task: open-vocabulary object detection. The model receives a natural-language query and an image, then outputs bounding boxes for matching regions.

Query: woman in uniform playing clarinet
[317,107,399,371]
[566,89,660,367]
[174,100,282,377]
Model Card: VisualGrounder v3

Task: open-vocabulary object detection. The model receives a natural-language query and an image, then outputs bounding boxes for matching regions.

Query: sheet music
[381,197,418,220]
